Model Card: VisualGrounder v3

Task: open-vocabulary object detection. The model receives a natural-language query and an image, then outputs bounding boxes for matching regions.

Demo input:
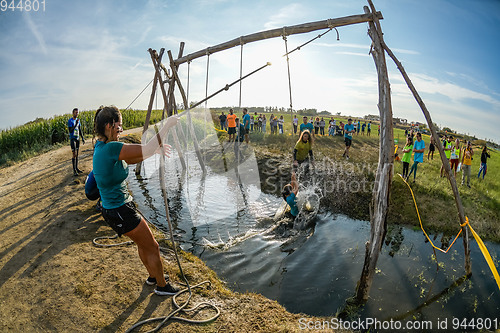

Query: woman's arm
[291,172,299,195]
[119,116,179,164]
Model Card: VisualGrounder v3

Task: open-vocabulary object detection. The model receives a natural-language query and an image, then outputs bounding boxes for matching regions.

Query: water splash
[201,229,261,250]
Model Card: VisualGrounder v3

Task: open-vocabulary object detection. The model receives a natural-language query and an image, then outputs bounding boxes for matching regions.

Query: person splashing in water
[281,171,299,220]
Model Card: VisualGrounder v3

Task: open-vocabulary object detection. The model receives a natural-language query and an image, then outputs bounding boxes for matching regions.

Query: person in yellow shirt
[461,141,474,188]
[293,130,314,177]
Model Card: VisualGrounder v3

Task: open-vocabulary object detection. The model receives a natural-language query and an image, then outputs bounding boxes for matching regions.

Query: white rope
[239,37,244,109]
[186,60,191,109]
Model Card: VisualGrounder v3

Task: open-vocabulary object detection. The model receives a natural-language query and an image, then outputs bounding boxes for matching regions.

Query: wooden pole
[174,12,383,66]
[167,50,206,173]
[355,4,394,303]
[150,49,186,170]
[170,43,188,149]
[366,0,471,275]
[135,49,165,175]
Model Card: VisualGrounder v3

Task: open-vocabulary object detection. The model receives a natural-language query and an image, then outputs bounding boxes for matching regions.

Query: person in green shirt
[93,105,180,296]
[401,136,413,179]
[293,130,314,176]
[440,135,453,177]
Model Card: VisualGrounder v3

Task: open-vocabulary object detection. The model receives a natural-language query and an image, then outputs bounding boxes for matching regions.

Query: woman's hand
[155,143,172,158]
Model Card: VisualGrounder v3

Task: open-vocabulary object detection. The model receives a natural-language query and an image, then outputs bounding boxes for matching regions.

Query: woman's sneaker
[145,275,169,286]
[154,282,180,296]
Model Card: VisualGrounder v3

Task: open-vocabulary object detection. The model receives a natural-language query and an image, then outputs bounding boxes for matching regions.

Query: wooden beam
[174,12,383,66]
[168,42,189,149]
[356,4,394,303]
[167,50,206,173]
[150,49,186,170]
[367,0,471,275]
[135,49,165,175]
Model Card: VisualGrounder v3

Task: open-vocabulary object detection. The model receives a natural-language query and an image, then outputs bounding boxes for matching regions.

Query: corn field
[0,109,164,166]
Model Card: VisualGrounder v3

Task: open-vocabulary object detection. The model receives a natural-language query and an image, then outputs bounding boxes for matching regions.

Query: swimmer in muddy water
[282,171,299,220]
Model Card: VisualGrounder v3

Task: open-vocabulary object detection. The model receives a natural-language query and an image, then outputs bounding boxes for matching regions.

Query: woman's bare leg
[125,219,167,287]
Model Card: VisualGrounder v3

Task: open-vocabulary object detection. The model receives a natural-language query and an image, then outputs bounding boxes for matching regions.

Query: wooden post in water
[149,49,186,170]
[135,49,165,175]
[355,4,394,303]
[167,50,206,173]
[365,0,471,275]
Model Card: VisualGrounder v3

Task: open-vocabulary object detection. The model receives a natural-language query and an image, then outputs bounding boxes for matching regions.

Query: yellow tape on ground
[465,217,500,292]
[398,174,462,254]
[213,126,227,133]
[398,173,500,292]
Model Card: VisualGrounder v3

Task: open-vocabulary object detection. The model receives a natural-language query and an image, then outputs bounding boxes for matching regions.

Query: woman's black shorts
[429,143,435,152]
[101,201,142,236]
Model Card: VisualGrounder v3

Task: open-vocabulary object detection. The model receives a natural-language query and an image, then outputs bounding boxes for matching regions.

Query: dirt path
[0,137,349,332]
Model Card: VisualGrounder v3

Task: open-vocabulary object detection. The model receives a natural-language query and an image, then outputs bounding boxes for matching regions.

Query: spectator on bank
[461,141,474,188]
[226,109,237,142]
[367,121,372,137]
[361,122,366,136]
[342,118,355,160]
[219,112,227,131]
[242,108,250,144]
[440,135,453,177]
[314,117,320,135]
[478,146,491,180]
[262,114,267,133]
[357,119,361,135]
[279,115,284,134]
[319,117,325,135]
[407,132,425,182]
[250,113,254,132]
[299,116,315,143]
[401,136,413,179]
[293,115,298,134]
[428,135,435,160]
[449,138,461,178]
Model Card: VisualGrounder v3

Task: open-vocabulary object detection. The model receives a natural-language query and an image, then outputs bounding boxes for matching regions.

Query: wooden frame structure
[137,0,471,304]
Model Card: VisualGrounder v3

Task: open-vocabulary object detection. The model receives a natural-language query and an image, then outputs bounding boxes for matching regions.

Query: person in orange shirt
[226,108,237,142]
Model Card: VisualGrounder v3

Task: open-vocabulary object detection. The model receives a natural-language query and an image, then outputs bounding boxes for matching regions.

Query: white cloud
[264,4,306,30]
[335,51,370,57]
[408,73,500,108]
[22,11,47,55]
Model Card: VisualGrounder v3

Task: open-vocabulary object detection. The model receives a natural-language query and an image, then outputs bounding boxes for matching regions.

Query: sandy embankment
[0,129,349,333]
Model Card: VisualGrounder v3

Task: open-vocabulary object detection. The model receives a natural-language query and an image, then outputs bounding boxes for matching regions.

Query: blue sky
[1,0,499,143]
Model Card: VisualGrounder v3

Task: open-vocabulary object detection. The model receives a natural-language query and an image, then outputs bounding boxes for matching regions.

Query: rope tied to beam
[283,33,293,111]
[239,37,244,108]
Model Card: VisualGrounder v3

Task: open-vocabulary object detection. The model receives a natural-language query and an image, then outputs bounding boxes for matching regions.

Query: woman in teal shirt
[93,106,179,296]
